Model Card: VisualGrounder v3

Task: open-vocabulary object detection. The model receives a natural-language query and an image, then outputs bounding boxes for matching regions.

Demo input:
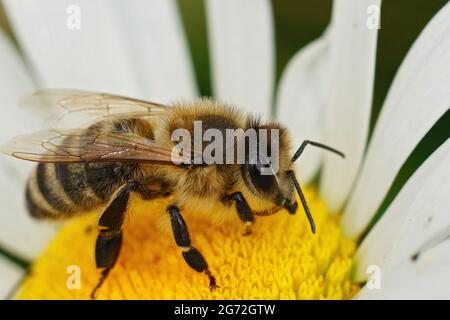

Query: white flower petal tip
[276,35,330,184]
[354,139,450,284]
[206,0,274,119]
[356,239,450,299]
[0,258,25,299]
[344,2,450,237]
[110,0,198,102]
[3,0,197,102]
[320,0,381,213]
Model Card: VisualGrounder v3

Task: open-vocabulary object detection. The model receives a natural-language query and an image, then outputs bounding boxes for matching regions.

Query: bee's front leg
[167,205,218,291]
[223,192,255,236]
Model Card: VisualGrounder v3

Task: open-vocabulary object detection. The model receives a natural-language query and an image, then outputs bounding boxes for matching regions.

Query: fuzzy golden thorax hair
[152,99,296,215]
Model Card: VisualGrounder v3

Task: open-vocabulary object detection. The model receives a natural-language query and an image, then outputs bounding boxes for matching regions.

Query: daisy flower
[0,0,449,299]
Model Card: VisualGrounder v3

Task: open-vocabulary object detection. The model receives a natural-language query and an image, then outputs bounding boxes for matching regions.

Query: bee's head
[241,117,345,233]
[241,118,298,216]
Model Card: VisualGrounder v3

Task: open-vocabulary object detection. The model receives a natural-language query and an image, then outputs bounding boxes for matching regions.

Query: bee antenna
[287,170,315,234]
[291,140,345,163]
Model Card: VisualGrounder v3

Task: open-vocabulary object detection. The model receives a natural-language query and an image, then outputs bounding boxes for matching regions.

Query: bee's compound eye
[246,162,276,193]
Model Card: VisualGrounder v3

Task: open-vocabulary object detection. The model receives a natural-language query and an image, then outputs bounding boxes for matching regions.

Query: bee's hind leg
[167,205,218,291]
[223,192,254,236]
[91,183,136,299]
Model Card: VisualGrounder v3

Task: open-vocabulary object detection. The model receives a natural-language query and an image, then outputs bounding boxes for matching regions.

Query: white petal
[4,0,139,97]
[0,31,57,259]
[356,240,450,299]
[344,2,450,237]
[0,258,24,299]
[276,35,330,183]
[109,0,198,102]
[206,0,274,118]
[320,0,380,212]
[354,138,450,282]
[0,32,39,134]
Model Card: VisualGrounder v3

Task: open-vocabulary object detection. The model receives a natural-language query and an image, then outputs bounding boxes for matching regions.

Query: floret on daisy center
[17,188,359,300]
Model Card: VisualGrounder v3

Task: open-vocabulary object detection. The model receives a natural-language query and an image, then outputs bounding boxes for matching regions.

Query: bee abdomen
[25,180,54,219]
[55,162,104,208]
[25,163,100,219]
[25,165,68,218]
[25,117,154,219]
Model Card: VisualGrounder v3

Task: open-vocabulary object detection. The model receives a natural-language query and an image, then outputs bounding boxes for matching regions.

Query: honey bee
[1,89,344,298]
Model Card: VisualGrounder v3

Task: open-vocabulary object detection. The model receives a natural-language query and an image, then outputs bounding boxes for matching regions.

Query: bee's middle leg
[223,192,254,236]
[167,205,218,290]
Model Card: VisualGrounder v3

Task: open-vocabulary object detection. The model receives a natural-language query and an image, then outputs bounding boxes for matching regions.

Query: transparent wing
[1,128,190,165]
[21,89,168,128]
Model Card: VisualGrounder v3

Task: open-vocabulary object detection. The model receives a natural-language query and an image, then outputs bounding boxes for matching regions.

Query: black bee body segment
[25,182,53,218]
[26,162,86,219]
[36,163,78,214]
[85,162,126,201]
[167,205,218,290]
[55,162,103,208]
[223,192,254,235]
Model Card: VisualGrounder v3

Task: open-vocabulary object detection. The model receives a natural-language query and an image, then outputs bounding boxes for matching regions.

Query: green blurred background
[0,0,449,238]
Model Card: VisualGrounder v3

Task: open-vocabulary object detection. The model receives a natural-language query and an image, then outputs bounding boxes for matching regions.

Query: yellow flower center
[17,188,359,299]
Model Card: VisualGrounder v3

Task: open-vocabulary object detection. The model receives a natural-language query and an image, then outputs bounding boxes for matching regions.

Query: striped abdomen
[26,161,129,218]
[25,118,154,219]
